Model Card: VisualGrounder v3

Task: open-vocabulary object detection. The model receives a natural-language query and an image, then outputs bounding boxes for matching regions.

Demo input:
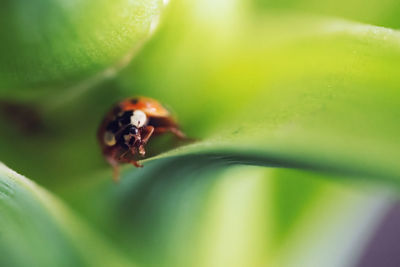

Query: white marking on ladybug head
[131,110,147,128]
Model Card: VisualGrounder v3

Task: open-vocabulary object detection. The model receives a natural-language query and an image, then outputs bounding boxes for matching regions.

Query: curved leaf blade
[61,159,392,267]
[252,0,400,29]
[0,0,165,98]
[116,2,400,183]
[0,163,132,267]
[1,1,400,188]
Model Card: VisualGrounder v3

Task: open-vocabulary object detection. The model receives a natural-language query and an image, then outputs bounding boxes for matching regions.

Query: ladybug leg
[116,151,143,174]
[119,150,143,168]
[131,160,143,168]
[141,125,155,144]
[137,126,154,157]
[106,156,120,183]
[118,148,143,168]
[170,127,187,139]
[154,126,186,139]
[118,149,130,161]
[138,145,146,156]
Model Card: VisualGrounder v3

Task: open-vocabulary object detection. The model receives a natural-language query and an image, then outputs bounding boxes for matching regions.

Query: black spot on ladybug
[119,111,133,125]
[131,98,139,104]
[106,120,120,133]
[120,143,129,151]
[121,126,132,136]
[112,106,122,116]
[117,135,126,145]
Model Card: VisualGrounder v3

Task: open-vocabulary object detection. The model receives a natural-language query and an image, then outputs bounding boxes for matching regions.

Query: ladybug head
[123,125,147,156]
[123,125,141,148]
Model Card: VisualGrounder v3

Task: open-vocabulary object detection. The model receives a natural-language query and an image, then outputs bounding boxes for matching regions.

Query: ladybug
[97,96,186,181]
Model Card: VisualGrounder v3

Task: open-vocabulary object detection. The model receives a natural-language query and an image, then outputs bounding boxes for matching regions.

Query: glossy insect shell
[98,96,186,182]
[119,97,170,118]
[97,97,177,151]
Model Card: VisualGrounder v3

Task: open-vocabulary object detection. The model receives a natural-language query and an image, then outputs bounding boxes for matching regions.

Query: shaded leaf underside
[0,163,133,267]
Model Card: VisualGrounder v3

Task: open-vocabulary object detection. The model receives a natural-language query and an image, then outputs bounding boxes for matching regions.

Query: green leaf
[2,1,400,189]
[0,162,132,267]
[0,0,399,190]
[116,2,400,183]
[0,0,165,99]
[0,2,398,266]
[252,0,400,29]
[67,3,400,265]
[61,159,392,267]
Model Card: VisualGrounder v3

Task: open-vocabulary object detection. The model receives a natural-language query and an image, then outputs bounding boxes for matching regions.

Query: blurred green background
[1,0,400,266]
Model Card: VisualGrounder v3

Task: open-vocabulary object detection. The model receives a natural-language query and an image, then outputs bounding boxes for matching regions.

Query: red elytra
[97,97,186,182]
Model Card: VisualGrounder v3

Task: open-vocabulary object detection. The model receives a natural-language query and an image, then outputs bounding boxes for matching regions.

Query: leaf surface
[0,163,132,267]
[0,0,165,99]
